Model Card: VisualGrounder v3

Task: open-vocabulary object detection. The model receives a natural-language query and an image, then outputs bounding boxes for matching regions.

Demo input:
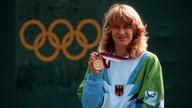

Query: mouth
[118,37,126,41]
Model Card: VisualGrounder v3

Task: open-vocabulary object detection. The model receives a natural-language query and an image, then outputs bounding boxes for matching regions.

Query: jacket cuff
[90,72,103,81]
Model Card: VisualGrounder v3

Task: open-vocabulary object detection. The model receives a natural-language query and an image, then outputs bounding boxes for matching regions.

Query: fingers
[89,52,99,61]
[88,52,100,73]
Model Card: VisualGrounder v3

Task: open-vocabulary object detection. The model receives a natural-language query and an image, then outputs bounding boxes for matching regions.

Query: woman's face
[111,23,133,48]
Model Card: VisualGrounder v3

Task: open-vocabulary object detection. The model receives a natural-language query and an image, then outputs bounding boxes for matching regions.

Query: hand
[88,52,102,73]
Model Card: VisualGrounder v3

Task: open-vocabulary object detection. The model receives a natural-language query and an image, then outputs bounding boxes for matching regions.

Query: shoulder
[141,51,160,63]
[142,51,159,58]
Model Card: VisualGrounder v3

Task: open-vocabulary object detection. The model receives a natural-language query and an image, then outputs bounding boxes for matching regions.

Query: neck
[114,46,129,57]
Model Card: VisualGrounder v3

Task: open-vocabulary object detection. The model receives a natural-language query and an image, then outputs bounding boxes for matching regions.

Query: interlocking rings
[20,18,101,62]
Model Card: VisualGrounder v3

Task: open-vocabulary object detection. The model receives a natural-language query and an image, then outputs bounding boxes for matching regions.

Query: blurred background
[1,0,192,108]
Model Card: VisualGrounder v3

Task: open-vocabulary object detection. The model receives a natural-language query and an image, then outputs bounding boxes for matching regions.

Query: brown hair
[98,3,148,59]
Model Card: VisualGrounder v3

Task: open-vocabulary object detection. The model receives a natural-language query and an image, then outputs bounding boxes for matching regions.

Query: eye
[113,25,119,28]
[124,24,131,28]
[112,25,120,30]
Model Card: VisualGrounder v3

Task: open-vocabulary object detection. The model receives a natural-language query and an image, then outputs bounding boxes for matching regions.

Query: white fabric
[101,54,143,108]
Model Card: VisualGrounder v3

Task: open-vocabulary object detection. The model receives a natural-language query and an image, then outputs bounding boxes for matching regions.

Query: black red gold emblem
[115,85,124,96]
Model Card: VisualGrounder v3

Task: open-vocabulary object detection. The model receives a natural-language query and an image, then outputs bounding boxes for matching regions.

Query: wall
[1,0,192,108]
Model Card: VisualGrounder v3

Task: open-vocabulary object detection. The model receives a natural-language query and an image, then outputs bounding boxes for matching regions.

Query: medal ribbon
[98,52,131,69]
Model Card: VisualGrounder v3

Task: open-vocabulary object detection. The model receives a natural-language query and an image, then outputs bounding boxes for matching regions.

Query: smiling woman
[111,23,134,56]
[98,3,148,59]
[77,3,164,108]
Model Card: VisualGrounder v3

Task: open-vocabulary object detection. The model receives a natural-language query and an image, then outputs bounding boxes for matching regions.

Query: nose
[119,28,125,35]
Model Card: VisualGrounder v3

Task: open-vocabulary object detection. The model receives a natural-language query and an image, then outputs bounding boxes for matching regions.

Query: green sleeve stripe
[77,67,91,99]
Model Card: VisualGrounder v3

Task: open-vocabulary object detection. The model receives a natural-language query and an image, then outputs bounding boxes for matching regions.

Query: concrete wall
[1,0,192,107]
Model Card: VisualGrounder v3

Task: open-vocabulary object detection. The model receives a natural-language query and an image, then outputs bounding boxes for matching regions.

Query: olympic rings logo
[20,18,101,62]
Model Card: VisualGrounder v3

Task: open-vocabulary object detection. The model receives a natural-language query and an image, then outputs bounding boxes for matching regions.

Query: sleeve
[77,67,104,108]
[77,67,91,99]
[137,53,164,108]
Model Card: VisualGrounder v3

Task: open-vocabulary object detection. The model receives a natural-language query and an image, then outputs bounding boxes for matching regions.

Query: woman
[77,3,164,108]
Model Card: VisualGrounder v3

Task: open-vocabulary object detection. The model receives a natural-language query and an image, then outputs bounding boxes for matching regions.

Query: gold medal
[93,59,103,71]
